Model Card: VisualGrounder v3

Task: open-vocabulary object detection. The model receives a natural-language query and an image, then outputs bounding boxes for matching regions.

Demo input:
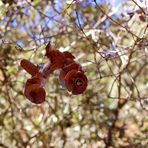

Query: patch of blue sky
[22,5,31,15]
[93,0,122,6]
[87,0,111,6]
[11,19,17,27]
[34,11,41,26]
[19,24,26,32]
[110,0,130,19]
[105,20,110,28]
[20,23,36,40]
[75,12,84,26]
[78,1,87,7]
[29,31,37,40]
[41,16,56,29]
[1,13,17,27]
[91,0,99,3]
[70,9,84,26]
[90,0,123,9]
[44,5,55,17]
[16,40,24,46]
[78,0,98,7]
[54,0,63,12]
[4,0,127,42]
[93,0,125,22]
[42,4,64,28]
[33,34,40,40]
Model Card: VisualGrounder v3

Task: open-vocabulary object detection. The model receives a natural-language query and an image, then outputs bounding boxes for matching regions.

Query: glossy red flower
[59,69,88,95]
[24,73,46,104]
[24,83,46,104]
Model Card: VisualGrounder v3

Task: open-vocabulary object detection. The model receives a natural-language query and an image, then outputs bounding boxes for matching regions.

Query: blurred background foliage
[0,0,148,147]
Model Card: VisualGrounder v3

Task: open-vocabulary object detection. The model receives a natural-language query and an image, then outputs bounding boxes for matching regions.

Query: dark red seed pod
[62,69,88,95]
[24,84,46,104]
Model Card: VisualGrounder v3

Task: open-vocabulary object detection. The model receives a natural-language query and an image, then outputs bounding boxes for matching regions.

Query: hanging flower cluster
[20,42,88,104]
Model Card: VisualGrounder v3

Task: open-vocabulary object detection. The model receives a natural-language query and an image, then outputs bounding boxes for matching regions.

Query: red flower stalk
[20,59,39,76]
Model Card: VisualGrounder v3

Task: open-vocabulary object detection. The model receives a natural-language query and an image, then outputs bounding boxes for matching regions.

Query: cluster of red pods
[20,42,88,104]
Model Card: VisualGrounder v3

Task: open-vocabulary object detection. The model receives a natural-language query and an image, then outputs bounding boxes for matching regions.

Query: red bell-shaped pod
[24,84,46,104]
[63,69,88,95]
